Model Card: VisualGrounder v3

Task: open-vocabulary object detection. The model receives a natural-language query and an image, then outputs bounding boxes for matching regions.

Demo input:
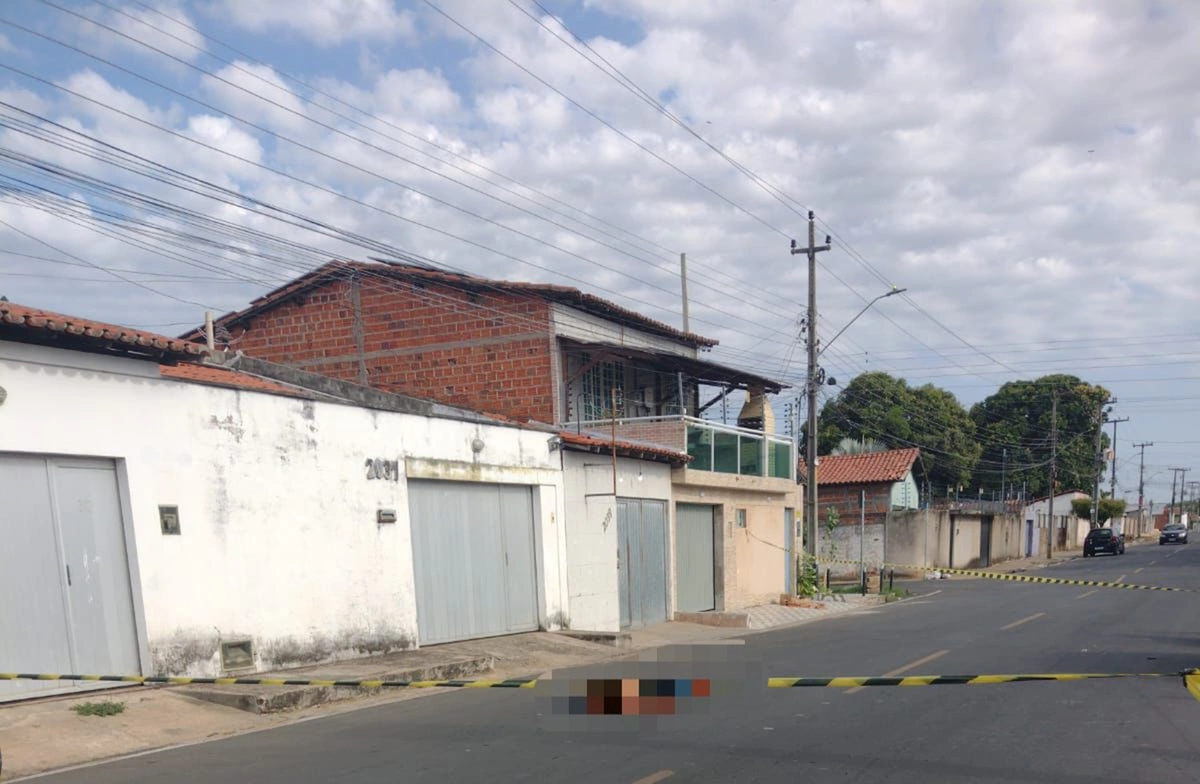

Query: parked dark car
[1160,523,1189,545]
[1084,527,1124,557]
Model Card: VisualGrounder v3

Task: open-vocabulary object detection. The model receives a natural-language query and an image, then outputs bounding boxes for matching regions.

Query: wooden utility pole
[790,212,831,558]
[1047,389,1058,560]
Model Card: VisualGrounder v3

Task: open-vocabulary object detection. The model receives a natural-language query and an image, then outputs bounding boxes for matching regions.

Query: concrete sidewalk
[0,596,891,781]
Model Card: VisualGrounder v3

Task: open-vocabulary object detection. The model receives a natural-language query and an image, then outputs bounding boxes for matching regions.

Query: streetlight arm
[819,288,907,357]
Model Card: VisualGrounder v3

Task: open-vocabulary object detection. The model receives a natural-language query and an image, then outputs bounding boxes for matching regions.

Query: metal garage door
[617,499,668,628]
[0,455,141,701]
[675,503,716,613]
[408,481,539,645]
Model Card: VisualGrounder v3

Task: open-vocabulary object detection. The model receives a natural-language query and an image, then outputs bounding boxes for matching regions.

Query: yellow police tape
[4,671,1200,700]
[821,558,1196,593]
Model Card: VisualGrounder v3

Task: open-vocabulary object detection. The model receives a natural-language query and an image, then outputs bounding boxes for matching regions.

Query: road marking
[1001,612,1046,631]
[1134,568,1144,574]
[1076,589,1098,599]
[631,771,675,784]
[846,649,949,695]
[1150,560,1158,566]
[1116,574,1126,583]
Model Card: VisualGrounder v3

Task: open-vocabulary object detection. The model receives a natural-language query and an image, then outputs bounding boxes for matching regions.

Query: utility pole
[791,212,831,558]
[1133,442,1153,513]
[1047,389,1058,560]
[679,252,690,333]
[1090,399,1115,529]
[1170,467,1183,524]
[1107,416,1129,497]
[1180,469,1191,522]
[1001,448,1008,510]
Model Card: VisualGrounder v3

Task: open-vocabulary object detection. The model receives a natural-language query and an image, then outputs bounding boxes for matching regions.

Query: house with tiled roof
[798,447,921,528]
[2,299,694,699]
[186,258,803,626]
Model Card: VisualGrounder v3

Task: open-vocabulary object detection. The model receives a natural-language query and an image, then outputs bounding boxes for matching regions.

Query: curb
[179,655,495,714]
[552,630,633,648]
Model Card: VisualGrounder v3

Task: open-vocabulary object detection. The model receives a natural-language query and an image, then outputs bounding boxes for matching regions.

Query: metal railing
[563,415,795,480]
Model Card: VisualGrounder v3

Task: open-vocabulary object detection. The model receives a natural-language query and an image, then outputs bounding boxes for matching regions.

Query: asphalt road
[32,542,1200,783]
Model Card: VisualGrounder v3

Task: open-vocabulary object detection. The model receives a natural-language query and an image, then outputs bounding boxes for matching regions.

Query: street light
[804,284,907,561]
[819,287,908,358]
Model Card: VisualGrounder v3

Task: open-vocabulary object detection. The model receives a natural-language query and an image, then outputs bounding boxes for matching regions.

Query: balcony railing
[562,415,795,480]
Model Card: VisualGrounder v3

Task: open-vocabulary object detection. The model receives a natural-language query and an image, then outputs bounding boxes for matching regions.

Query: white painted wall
[1024,492,1088,527]
[0,342,568,677]
[560,451,671,631]
[889,471,919,510]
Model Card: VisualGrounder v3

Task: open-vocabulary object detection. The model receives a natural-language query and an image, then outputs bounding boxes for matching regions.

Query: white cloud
[205,0,416,47]
[63,2,207,64]
[200,61,310,136]
[5,1,1200,499]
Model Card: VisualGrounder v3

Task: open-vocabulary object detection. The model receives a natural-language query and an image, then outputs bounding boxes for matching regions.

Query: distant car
[1084,527,1124,557]
[1160,524,1189,545]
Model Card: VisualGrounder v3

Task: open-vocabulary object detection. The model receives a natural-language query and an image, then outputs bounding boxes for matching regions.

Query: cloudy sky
[1,0,1197,503]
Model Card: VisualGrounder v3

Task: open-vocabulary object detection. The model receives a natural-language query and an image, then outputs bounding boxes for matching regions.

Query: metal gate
[979,516,993,567]
[1,455,141,701]
[674,503,715,613]
[617,499,668,629]
[408,480,539,645]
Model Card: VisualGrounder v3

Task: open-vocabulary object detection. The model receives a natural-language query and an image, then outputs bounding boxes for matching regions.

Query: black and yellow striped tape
[0,672,536,689]
[768,672,1170,688]
[822,558,1195,593]
[5,671,1200,701]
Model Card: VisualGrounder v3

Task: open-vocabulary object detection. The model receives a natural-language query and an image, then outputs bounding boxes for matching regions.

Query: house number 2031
[365,458,400,481]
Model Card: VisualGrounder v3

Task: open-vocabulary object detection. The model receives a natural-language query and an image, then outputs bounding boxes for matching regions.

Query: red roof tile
[159,363,311,398]
[798,448,920,486]
[2,301,205,360]
[559,430,691,465]
[192,260,718,349]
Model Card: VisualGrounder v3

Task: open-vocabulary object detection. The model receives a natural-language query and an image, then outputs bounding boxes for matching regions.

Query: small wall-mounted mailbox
[377,509,397,525]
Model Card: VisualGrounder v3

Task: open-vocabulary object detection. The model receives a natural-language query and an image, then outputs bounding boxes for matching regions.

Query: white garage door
[408,480,539,645]
[0,455,141,701]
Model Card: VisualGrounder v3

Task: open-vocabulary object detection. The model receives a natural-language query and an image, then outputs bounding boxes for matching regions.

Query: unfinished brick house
[195,258,803,621]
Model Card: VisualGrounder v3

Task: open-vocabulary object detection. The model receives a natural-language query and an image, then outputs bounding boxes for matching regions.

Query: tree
[809,372,981,492]
[969,375,1111,500]
[830,437,888,455]
[1071,496,1127,526]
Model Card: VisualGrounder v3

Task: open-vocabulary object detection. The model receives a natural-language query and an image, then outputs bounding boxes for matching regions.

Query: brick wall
[227,275,556,422]
[608,419,687,452]
[815,482,893,527]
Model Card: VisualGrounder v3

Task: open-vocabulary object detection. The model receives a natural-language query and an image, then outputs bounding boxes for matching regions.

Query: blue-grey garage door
[0,455,141,701]
[408,480,539,645]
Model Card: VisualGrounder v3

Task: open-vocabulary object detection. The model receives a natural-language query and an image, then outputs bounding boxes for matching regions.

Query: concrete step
[672,611,749,628]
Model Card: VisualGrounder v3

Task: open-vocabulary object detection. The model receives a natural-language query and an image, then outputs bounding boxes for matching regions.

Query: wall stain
[258,629,416,671]
[150,633,220,676]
